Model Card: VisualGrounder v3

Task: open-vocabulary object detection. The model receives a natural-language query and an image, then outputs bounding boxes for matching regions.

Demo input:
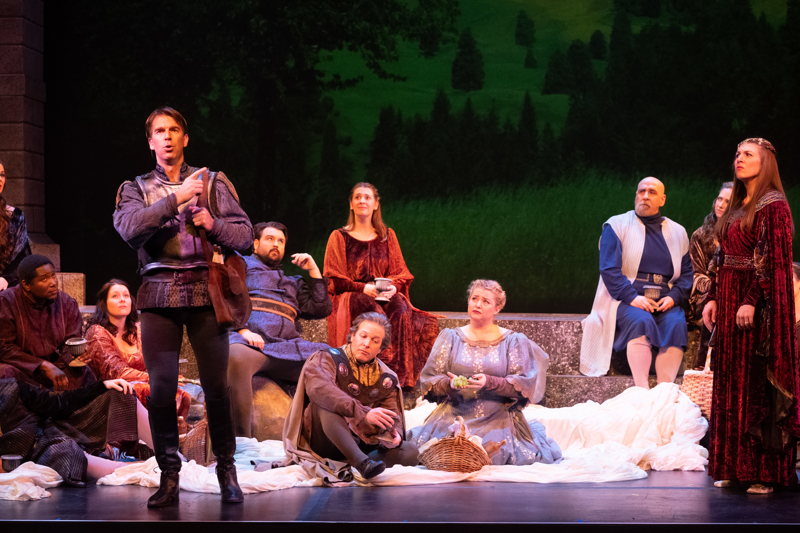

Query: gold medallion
[653,274,663,284]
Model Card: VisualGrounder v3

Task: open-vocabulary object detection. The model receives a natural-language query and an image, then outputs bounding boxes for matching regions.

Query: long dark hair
[91,279,139,345]
[695,182,733,247]
[716,144,785,239]
[343,182,388,241]
[0,159,11,269]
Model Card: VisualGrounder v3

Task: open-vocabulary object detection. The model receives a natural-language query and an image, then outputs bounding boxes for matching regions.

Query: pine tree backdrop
[45,0,798,312]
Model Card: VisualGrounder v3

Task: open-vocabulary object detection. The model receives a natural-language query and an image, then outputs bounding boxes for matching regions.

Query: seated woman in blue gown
[407,280,562,466]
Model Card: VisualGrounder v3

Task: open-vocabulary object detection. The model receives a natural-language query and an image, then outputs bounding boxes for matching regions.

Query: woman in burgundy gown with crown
[703,138,800,494]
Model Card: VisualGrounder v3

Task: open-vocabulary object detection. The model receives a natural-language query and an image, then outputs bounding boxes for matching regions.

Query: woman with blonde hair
[407,280,561,465]
[703,138,800,493]
[323,182,439,388]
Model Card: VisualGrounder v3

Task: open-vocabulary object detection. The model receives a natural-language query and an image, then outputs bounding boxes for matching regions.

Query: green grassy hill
[297,0,793,313]
[321,0,614,170]
[321,0,788,178]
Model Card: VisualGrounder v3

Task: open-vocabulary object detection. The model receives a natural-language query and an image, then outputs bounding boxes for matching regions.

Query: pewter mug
[65,337,88,357]
[643,285,661,301]
[374,277,392,293]
[2,454,22,472]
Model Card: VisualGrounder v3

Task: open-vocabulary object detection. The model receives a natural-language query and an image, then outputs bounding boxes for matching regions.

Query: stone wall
[0,0,59,266]
[79,307,698,440]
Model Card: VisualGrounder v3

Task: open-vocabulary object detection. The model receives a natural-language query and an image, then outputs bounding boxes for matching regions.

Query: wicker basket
[419,417,491,473]
[179,418,209,465]
[681,369,713,419]
[681,341,714,420]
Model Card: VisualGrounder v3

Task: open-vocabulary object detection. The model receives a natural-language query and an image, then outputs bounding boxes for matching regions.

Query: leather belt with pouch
[635,273,669,284]
[635,272,669,300]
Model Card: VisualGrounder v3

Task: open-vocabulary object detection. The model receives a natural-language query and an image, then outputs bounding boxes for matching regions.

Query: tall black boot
[205,388,244,503]
[146,396,182,507]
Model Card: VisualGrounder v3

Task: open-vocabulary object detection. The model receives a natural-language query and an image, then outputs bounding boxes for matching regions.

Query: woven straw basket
[419,417,491,473]
[681,369,713,419]
[681,343,714,419]
[179,418,210,465]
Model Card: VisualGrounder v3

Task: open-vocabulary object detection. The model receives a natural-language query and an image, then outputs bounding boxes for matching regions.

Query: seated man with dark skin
[283,312,419,481]
[0,255,95,391]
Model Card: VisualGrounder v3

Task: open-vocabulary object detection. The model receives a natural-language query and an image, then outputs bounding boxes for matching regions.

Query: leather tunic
[327,347,398,405]
[134,170,214,274]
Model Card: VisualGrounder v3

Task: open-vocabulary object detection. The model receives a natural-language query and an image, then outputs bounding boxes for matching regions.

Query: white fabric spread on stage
[97,383,708,493]
[523,382,709,472]
[98,456,323,493]
[0,462,61,500]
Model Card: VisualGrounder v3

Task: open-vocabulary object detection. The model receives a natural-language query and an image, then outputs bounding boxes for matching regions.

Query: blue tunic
[228,254,332,361]
[599,212,692,351]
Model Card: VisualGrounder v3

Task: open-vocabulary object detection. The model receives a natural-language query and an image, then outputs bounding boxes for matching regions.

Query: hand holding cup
[374,278,395,301]
[65,337,89,367]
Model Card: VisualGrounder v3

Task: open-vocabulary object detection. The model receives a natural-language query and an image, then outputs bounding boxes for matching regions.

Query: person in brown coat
[283,312,419,482]
[0,255,94,391]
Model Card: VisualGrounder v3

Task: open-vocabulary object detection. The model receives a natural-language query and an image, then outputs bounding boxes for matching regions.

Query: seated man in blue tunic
[228,221,332,437]
[580,177,692,388]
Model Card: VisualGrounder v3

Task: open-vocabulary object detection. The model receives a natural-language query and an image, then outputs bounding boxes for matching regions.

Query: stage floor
[1,469,799,531]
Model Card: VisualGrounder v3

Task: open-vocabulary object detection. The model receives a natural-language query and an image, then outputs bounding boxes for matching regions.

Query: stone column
[0,0,59,269]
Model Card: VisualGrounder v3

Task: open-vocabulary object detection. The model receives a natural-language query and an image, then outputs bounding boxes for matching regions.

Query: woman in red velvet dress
[703,138,800,493]
[324,183,440,389]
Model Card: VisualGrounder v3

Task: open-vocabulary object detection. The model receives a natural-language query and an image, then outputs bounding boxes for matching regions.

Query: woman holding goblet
[324,182,439,388]
[703,138,800,493]
[407,280,561,465]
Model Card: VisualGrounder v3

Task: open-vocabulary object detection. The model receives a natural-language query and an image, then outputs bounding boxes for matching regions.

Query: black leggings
[141,307,230,405]
[308,403,419,467]
[228,343,305,437]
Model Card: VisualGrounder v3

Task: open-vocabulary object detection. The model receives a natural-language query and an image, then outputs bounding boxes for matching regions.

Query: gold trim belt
[723,254,755,270]
[251,297,297,323]
[635,273,668,285]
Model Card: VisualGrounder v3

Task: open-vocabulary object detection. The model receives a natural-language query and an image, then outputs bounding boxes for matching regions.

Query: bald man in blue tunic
[580,177,692,387]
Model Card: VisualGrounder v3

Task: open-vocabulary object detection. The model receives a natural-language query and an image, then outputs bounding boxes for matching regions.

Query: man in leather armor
[283,312,419,481]
[113,107,252,507]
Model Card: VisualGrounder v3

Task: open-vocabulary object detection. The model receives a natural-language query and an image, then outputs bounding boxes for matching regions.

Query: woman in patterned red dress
[324,183,440,389]
[703,138,800,493]
[83,279,191,419]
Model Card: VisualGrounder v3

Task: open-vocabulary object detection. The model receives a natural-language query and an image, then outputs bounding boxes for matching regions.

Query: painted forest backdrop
[45,0,800,312]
